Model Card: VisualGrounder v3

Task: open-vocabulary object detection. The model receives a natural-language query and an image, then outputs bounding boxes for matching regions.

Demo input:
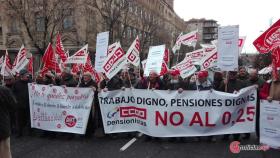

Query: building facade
[185,18,219,44]
[0,0,185,70]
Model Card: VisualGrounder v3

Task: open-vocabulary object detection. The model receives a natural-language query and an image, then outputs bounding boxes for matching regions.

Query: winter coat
[13,80,29,109]
[0,86,17,140]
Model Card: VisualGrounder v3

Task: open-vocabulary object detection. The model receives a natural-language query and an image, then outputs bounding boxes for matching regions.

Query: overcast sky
[174,0,279,54]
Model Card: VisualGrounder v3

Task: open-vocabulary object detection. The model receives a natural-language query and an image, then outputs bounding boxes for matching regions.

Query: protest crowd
[1,19,280,158]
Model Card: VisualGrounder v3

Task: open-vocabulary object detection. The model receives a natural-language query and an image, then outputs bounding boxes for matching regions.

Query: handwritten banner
[28,84,94,134]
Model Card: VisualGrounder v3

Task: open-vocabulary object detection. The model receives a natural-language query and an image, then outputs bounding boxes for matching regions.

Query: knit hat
[197,71,208,79]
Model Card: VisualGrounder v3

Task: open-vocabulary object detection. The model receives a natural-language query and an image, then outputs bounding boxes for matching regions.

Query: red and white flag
[180,30,198,46]
[0,56,4,69]
[83,55,101,83]
[12,45,29,74]
[159,62,169,76]
[172,31,198,54]
[163,48,169,64]
[272,46,280,79]
[126,36,141,66]
[102,42,127,79]
[107,42,119,56]
[65,44,88,64]
[199,47,218,70]
[238,36,246,54]
[172,32,183,54]
[71,64,82,74]
[1,50,13,76]
[186,48,205,64]
[174,56,197,78]
[253,19,280,53]
[55,32,67,62]
[42,43,61,73]
[28,55,33,76]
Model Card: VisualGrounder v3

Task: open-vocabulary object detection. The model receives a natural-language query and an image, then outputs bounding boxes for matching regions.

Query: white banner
[28,84,94,134]
[102,42,127,79]
[99,86,257,137]
[144,45,165,76]
[218,25,239,71]
[95,31,109,72]
[260,100,280,149]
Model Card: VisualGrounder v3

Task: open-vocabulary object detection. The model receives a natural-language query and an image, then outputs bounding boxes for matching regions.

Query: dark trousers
[15,108,31,136]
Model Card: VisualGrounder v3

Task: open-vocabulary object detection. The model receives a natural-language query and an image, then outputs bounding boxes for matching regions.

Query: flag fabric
[172,32,183,54]
[159,62,169,76]
[12,45,29,74]
[102,42,127,79]
[1,50,13,76]
[0,56,4,69]
[180,30,198,46]
[163,48,169,64]
[199,47,218,70]
[28,55,34,77]
[107,42,119,56]
[55,32,67,62]
[272,46,280,79]
[253,19,280,53]
[65,44,88,64]
[174,56,197,79]
[172,31,198,54]
[41,43,61,73]
[126,36,141,66]
[28,55,33,74]
[83,55,101,83]
[71,64,83,74]
[238,36,246,54]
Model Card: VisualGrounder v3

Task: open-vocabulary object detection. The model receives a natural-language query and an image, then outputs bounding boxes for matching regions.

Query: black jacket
[0,86,17,140]
[100,76,123,91]
[80,79,97,88]
[13,80,29,109]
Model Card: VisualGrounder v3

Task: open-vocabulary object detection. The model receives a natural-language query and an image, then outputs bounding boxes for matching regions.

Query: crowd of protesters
[1,65,279,157]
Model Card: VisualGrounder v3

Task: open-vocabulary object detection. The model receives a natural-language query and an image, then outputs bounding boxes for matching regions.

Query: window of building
[63,17,73,29]
[63,10,74,29]
[129,2,133,12]
[135,6,138,15]
[11,20,19,33]
[133,28,137,37]
[0,26,2,35]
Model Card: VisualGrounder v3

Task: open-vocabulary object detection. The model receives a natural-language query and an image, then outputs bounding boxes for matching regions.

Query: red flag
[42,43,61,73]
[163,48,169,64]
[83,55,101,83]
[28,56,33,75]
[40,65,49,76]
[71,63,82,74]
[272,47,280,79]
[55,32,67,62]
[253,19,280,53]
[159,62,168,76]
